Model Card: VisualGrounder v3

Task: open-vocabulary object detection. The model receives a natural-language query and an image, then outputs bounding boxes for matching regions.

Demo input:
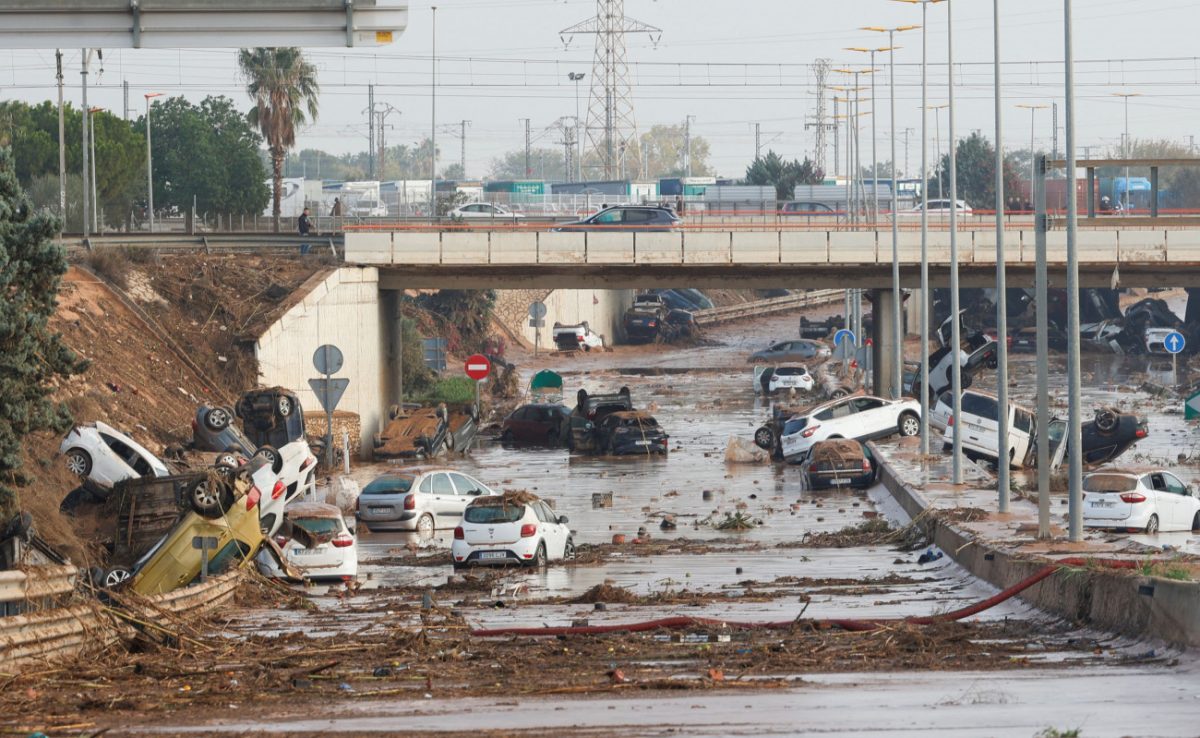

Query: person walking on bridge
[298,207,314,254]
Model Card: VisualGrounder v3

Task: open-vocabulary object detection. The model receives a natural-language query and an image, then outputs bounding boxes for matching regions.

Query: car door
[589,208,624,230]
[624,208,654,230]
[429,472,459,523]
[535,502,567,557]
[447,473,485,520]
[97,431,138,484]
[849,397,890,439]
[1160,472,1189,529]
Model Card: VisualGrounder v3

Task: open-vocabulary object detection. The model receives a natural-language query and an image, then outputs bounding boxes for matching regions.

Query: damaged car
[373,403,479,459]
[754,364,815,395]
[60,422,171,496]
[593,411,669,456]
[553,322,606,352]
[802,439,877,490]
[452,491,574,570]
[258,502,358,582]
[568,387,633,452]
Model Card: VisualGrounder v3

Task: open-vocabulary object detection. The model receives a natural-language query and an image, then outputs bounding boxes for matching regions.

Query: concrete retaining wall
[500,288,635,349]
[255,267,385,456]
[874,447,1200,647]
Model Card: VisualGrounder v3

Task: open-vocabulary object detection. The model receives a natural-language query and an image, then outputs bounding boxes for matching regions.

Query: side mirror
[469,489,482,496]
[558,515,569,524]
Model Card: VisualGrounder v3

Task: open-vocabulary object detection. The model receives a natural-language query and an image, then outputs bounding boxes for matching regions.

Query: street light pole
[430,5,438,223]
[947,0,963,485]
[1112,92,1140,214]
[144,93,161,232]
[570,72,585,182]
[1016,104,1049,187]
[89,106,101,233]
[1064,0,1083,541]
[992,0,1010,510]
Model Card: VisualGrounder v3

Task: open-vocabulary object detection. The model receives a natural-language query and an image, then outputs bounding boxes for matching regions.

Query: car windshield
[362,475,415,495]
[783,417,808,435]
[960,393,999,420]
[464,505,526,524]
[1083,474,1137,493]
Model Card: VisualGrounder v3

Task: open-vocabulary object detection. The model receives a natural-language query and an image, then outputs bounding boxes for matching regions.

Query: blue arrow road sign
[833,329,855,347]
[1165,330,1186,355]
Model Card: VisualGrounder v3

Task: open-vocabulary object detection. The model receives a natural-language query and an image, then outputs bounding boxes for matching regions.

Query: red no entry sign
[465,354,491,381]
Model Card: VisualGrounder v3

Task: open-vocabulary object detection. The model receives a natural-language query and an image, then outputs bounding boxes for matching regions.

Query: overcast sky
[4,0,1199,178]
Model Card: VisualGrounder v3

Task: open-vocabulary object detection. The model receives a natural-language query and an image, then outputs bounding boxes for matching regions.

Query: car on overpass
[553,205,680,232]
[448,203,524,221]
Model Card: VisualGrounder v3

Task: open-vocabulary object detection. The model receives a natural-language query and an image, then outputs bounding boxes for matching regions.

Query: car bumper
[452,539,539,566]
[808,471,875,489]
[357,511,418,530]
[611,438,669,455]
[256,548,358,581]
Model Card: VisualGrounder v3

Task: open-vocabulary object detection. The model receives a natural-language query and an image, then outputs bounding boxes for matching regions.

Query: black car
[235,387,306,451]
[554,206,680,232]
[1048,408,1149,467]
[1011,326,1068,353]
[569,387,633,453]
[802,440,876,489]
[501,403,571,446]
[624,307,665,343]
[594,411,669,456]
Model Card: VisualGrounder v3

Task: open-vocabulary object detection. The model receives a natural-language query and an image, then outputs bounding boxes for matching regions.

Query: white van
[941,389,1034,468]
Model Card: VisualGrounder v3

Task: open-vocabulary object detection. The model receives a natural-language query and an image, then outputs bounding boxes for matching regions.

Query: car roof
[284,501,344,519]
[804,394,887,415]
[375,466,461,478]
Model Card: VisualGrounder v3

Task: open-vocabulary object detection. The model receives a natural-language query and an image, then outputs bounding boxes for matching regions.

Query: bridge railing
[345,228,1200,267]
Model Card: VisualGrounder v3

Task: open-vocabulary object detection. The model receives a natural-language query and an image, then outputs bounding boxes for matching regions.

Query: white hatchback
[754,365,815,395]
[258,502,358,582]
[60,421,171,493]
[1083,470,1200,534]
[451,495,574,569]
[780,395,922,463]
[355,467,498,534]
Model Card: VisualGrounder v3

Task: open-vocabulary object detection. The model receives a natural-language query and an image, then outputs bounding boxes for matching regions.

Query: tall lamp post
[1112,92,1140,214]
[1016,104,1049,198]
[989,0,1011,511]
[144,93,162,232]
[88,106,103,233]
[863,24,919,400]
[845,46,893,225]
[833,71,873,225]
[892,0,946,454]
[569,72,586,182]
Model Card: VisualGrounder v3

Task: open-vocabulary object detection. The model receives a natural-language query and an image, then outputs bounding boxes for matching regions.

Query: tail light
[191,419,199,432]
[520,523,537,538]
[862,458,871,473]
[246,486,261,510]
[403,494,416,510]
[1135,427,1148,439]
[1120,492,1147,504]
[454,526,465,540]
[331,534,355,548]
[648,321,657,327]
[274,535,289,547]
[947,416,955,427]
[801,425,820,438]
[271,480,285,500]
[300,456,315,472]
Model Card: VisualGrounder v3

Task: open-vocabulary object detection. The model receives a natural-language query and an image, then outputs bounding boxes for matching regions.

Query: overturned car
[373,403,479,459]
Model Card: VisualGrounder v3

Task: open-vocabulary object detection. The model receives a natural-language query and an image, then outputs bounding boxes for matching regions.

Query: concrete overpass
[345,227,1200,289]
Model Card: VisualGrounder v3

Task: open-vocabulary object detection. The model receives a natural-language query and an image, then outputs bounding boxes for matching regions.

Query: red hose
[469,557,1144,637]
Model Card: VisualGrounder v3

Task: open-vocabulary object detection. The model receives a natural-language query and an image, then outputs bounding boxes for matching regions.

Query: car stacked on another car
[355,468,498,535]
[594,411,669,456]
[60,421,171,496]
[777,395,921,463]
[568,387,631,453]
[451,491,574,570]
[749,339,831,364]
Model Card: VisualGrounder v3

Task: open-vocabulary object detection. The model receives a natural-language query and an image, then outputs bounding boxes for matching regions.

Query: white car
[940,390,1035,468]
[1083,470,1200,534]
[355,467,498,534]
[553,322,605,352]
[351,199,388,217]
[449,203,524,220]
[929,391,954,434]
[755,365,815,395]
[60,421,171,493]
[780,395,922,463]
[258,502,358,582]
[900,198,973,218]
[451,493,574,569]
[250,440,319,535]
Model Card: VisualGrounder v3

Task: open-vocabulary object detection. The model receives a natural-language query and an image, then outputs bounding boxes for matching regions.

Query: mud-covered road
[10,305,1200,738]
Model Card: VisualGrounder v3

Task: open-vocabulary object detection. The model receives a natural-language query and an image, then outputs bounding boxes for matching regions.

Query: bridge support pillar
[871,288,904,399]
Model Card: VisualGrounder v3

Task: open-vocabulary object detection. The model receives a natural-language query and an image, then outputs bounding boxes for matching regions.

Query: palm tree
[237,48,319,233]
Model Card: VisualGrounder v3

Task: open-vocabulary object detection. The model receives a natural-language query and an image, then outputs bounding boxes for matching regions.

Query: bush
[81,248,131,288]
[416,376,477,406]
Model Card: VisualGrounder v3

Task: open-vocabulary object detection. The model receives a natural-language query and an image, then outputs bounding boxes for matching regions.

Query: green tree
[927,132,1022,210]
[489,147,566,181]
[638,124,713,179]
[238,47,320,232]
[0,147,87,517]
[745,151,824,200]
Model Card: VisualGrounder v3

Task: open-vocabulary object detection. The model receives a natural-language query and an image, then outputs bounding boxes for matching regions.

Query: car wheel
[564,538,576,560]
[501,429,513,443]
[102,567,132,588]
[898,412,921,438]
[255,445,283,474]
[831,388,849,400]
[1145,514,1159,535]
[527,542,548,568]
[277,395,294,417]
[389,404,402,421]
[204,406,232,431]
[1095,409,1118,434]
[189,478,233,518]
[216,452,239,468]
[754,426,776,451]
[416,514,435,538]
[1192,512,1200,532]
[65,448,92,477]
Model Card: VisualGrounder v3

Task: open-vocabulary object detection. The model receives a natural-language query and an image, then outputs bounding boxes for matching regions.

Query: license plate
[1091,500,1115,508]
[480,551,507,560]
[830,478,850,486]
[369,506,391,513]
[292,547,322,556]
[636,440,651,446]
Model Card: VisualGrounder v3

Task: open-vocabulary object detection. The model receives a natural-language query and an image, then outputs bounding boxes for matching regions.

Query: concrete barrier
[393,232,442,264]
[343,232,392,264]
[1118,230,1167,263]
[635,232,684,264]
[537,232,587,264]
[490,231,538,264]
[586,233,635,264]
[1166,229,1200,263]
[682,231,731,264]
[827,231,876,263]
[439,232,490,265]
[730,231,779,263]
[873,446,1200,648]
[780,231,828,264]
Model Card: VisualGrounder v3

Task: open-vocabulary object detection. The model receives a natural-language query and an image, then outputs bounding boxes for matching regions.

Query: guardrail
[63,233,343,255]
[693,290,844,326]
[0,565,76,614]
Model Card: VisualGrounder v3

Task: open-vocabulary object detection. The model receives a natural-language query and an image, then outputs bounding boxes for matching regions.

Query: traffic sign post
[1164,330,1186,386]
[465,354,492,419]
[529,303,547,357]
[312,344,348,468]
[191,536,219,583]
[833,329,856,375]
[1186,390,1200,421]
